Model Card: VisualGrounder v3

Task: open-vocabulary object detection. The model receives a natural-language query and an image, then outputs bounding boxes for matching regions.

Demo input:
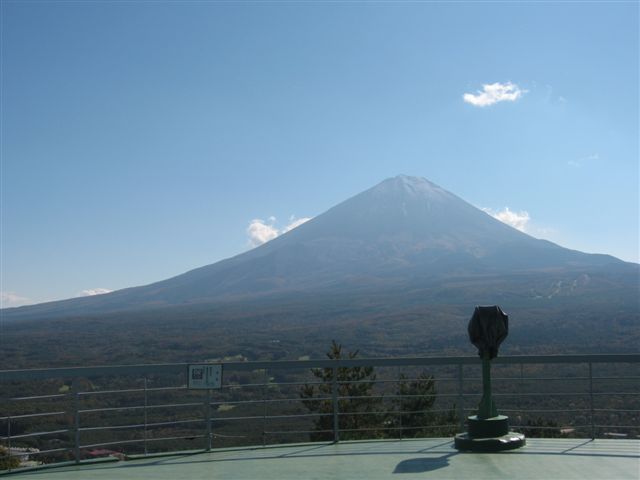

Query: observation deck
[5,438,640,479]
[1,354,638,479]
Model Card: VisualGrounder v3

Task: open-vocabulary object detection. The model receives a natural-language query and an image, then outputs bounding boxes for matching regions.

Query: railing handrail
[1,354,639,381]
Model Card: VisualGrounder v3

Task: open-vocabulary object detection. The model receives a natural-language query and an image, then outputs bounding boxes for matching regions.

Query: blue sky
[1,1,638,307]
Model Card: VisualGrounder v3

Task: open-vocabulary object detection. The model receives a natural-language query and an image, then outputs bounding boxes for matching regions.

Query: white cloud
[0,291,32,308]
[568,153,599,168]
[463,82,526,107]
[483,207,530,232]
[78,288,113,297]
[247,215,312,247]
[247,218,280,247]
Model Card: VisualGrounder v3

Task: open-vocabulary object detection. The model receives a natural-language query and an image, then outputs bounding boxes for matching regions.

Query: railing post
[332,366,339,443]
[205,388,212,451]
[589,362,595,440]
[7,414,12,472]
[457,363,464,432]
[262,369,268,447]
[143,377,148,455]
[398,369,403,440]
[72,378,80,464]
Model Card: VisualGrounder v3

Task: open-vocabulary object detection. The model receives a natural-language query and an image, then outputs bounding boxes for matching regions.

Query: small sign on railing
[187,364,222,389]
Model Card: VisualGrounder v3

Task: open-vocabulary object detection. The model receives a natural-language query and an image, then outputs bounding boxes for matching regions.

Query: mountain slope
[3,175,636,321]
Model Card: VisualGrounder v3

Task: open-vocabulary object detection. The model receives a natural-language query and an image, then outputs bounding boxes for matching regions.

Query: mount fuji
[4,175,637,322]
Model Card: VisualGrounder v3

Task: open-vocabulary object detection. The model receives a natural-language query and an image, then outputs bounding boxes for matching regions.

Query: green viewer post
[454,306,526,452]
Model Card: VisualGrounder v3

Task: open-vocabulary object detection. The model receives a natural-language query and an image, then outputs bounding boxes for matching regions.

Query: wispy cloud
[483,207,530,232]
[0,291,32,308]
[568,153,599,168]
[78,288,113,297]
[282,216,311,233]
[463,82,526,107]
[247,215,312,247]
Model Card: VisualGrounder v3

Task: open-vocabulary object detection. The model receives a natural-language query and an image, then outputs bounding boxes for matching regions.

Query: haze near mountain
[4,175,636,321]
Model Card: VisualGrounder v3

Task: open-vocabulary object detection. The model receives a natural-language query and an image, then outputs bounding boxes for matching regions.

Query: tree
[393,372,458,437]
[300,341,453,441]
[299,341,385,441]
[394,372,436,437]
[0,447,20,471]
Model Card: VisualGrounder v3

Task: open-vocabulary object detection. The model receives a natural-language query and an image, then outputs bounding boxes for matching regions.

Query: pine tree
[299,341,386,441]
[395,372,436,437]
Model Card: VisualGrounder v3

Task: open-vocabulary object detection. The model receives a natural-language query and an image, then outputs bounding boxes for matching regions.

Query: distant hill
[3,175,638,322]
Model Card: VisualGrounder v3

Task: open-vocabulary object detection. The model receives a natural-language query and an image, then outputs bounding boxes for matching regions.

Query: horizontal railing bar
[394,424,456,431]
[212,433,250,439]
[492,393,589,397]
[145,434,207,443]
[0,411,66,421]
[264,429,333,435]
[80,438,145,449]
[147,401,203,410]
[79,402,203,414]
[80,424,144,432]
[79,388,144,396]
[336,379,421,385]
[395,408,456,414]
[511,425,586,430]
[494,407,640,413]
[228,378,458,388]
[3,354,638,381]
[147,386,189,392]
[80,434,207,450]
[459,376,640,382]
[27,447,72,455]
[449,392,636,397]
[222,381,327,389]
[210,398,289,406]
[80,418,203,432]
[338,408,456,416]
[1,428,70,440]
[78,386,188,396]
[256,413,330,420]
[494,377,591,381]
[260,381,332,387]
[593,409,640,412]
[79,405,146,414]
[213,413,333,422]
[500,408,589,413]
[338,410,416,417]
[211,397,334,406]
[7,393,69,401]
[459,406,638,416]
[593,425,639,429]
[592,376,640,380]
[144,419,203,428]
[222,383,267,389]
[339,424,456,433]
[592,392,639,396]
[339,393,457,400]
[263,375,640,387]
[329,377,591,385]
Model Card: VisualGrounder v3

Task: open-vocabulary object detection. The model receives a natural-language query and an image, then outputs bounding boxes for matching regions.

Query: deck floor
[8,438,640,480]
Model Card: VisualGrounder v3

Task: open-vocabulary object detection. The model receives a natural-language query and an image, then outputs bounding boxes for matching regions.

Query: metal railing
[1,354,638,472]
